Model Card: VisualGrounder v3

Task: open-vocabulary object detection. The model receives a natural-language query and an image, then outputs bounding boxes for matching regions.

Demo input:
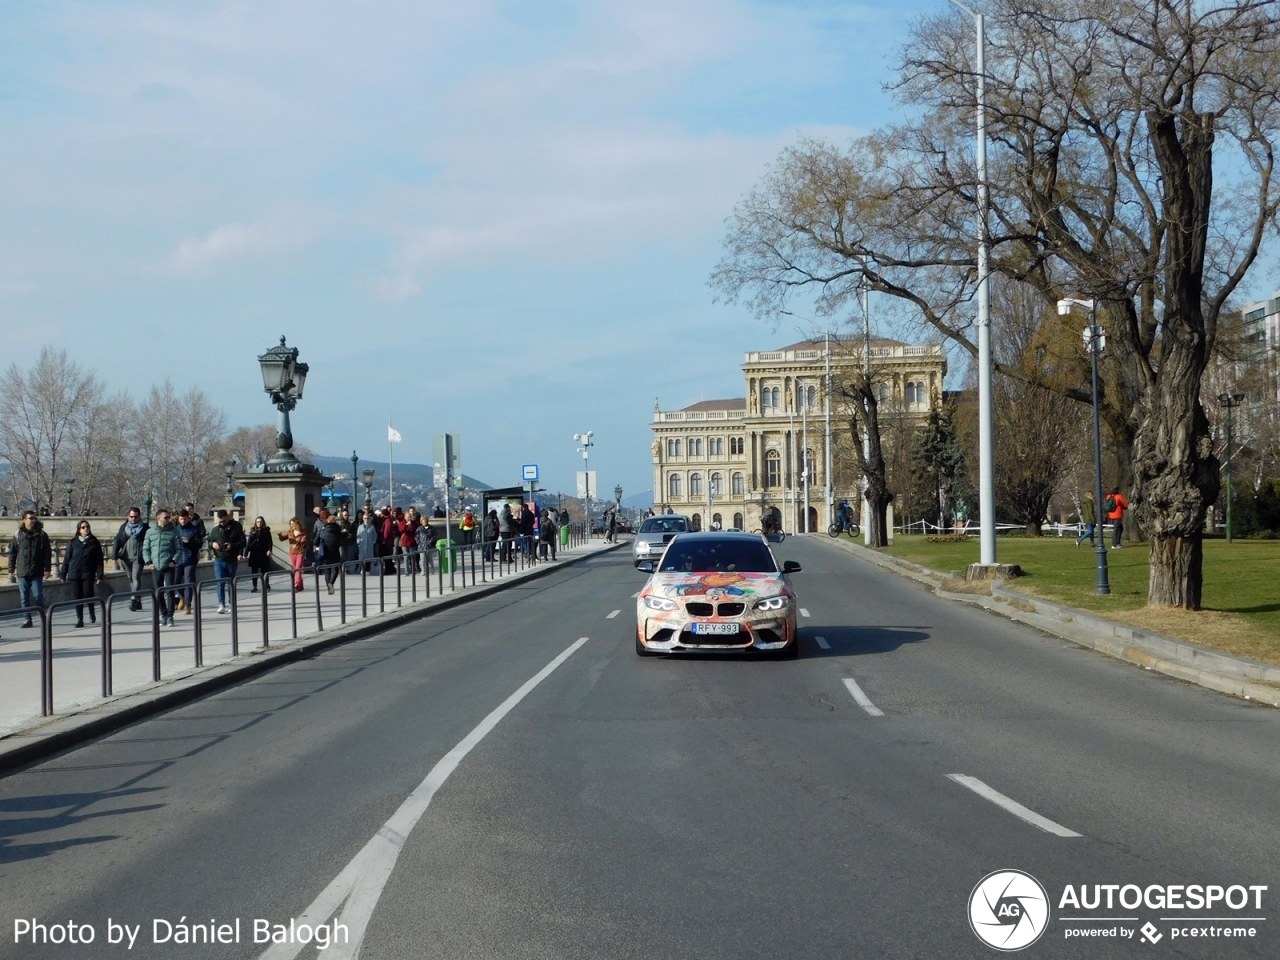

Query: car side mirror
[783,560,802,574]
[636,560,656,573]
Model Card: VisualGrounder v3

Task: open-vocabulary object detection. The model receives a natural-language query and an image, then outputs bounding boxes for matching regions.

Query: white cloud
[173,213,320,273]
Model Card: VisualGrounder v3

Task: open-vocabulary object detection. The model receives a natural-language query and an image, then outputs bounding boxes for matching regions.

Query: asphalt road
[1,537,1276,959]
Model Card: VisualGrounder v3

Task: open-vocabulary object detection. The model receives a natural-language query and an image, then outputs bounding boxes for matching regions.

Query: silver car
[632,515,690,567]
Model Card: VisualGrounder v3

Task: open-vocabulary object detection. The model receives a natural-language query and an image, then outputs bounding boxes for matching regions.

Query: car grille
[679,628,748,647]
[685,602,714,617]
[716,602,745,616]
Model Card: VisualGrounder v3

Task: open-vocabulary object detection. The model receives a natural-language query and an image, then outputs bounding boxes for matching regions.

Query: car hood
[645,571,790,600]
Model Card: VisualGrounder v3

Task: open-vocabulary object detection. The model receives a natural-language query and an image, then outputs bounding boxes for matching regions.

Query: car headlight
[636,541,651,554]
[643,595,677,611]
[754,595,789,611]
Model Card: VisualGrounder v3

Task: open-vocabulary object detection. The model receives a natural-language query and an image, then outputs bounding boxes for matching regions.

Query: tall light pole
[350,451,359,510]
[1058,298,1110,594]
[825,332,833,529]
[63,477,75,516]
[800,376,810,533]
[946,0,996,566]
[1218,393,1245,543]
[362,468,375,509]
[574,431,594,534]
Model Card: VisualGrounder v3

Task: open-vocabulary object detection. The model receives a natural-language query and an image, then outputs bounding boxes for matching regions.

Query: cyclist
[836,500,853,531]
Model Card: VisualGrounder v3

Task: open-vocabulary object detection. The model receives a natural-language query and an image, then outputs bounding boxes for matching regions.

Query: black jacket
[8,523,52,579]
[245,527,273,565]
[209,519,247,562]
[113,521,150,562]
[60,535,105,581]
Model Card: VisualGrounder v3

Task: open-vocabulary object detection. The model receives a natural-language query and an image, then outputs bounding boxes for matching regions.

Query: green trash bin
[436,539,457,574]
[559,524,570,547]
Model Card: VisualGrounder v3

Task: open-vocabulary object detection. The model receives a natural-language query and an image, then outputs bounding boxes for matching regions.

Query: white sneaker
[217,604,227,614]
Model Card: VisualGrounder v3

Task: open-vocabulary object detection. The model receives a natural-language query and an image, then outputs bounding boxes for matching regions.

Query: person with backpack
[1104,487,1130,548]
[1075,492,1096,547]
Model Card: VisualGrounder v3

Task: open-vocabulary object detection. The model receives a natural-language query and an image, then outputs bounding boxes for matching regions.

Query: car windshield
[658,538,777,573]
[640,517,689,534]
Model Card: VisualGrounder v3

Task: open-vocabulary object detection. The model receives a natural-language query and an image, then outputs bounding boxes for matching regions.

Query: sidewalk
[813,534,1280,709]
[0,537,624,773]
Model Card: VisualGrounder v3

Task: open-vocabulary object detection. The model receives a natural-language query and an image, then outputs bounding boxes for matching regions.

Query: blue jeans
[214,559,238,605]
[1076,524,1095,545]
[17,575,44,624]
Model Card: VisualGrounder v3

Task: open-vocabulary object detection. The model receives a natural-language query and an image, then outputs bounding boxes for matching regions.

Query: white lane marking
[815,636,831,650]
[606,609,620,619]
[631,591,640,598]
[842,678,884,716]
[946,774,1082,838]
[259,637,592,960]
[799,608,811,618]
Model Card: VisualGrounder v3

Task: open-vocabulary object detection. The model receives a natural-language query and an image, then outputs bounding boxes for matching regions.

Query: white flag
[388,426,402,443]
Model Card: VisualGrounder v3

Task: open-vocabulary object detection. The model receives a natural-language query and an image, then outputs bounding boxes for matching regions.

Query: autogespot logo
[969,869,1050,951]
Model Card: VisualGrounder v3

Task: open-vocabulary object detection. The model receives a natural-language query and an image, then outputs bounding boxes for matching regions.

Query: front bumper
[638,614,795,653]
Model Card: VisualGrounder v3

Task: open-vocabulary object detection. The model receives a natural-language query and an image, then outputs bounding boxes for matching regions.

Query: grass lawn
[877,534,1280,665]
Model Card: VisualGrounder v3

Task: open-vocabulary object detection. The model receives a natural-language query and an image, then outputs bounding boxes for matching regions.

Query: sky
[1,0,951,498]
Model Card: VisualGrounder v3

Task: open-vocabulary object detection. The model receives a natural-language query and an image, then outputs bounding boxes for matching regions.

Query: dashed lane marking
[842,678,884,716]
[631,591,640,598]
[814,636,830,650]
[946,774,1082,838]
[799,608,811,618]
[606,609,620,619]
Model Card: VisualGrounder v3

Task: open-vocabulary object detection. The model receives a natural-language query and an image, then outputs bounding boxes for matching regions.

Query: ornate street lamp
[1218,393,1246,543]
[63,477,75,516]
[224,459,237,497]
[256,336,310,471]
[614,484,623,507]
[350,451,359,509]
[362,468,375,508]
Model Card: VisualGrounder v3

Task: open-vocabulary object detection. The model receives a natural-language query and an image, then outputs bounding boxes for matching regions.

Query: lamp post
[1218,393,1246,543]
[63,478,75,517]
[945,0,996,567]
[614,484,623,508]
[256,336,310,470]
[144,490,154,524]
[362,468,375,509]
[574,431,594,535]
[1058,297,1110,595]
[350,451,359,511]
[224,458,236,494]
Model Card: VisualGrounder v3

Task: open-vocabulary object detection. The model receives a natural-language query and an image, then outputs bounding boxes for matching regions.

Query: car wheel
[636,634,654,657]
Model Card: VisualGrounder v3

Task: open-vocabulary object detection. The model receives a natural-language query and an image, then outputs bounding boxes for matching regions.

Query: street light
[614,484,623,507]
[350,451,359,510]
[1058,297,1110,594]
[256,336,310,470]
[362,468,375,509]
[224,459,237,498]
[62,477,75,516]
[574,431,594,534]
[1218,393,1246,543]
[946,0,996,568]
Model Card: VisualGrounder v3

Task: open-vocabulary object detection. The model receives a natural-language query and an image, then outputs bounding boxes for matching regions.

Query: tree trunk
[840,377,894,548]
[1025,521,1042,536]
[1146,532,1204,609]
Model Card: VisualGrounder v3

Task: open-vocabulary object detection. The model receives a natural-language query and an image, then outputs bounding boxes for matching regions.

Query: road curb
[0,540,627,777]
[811,534,1280,709]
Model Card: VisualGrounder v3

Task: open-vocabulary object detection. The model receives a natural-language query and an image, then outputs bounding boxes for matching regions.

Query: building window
[666,438,682,457]
[878,383,889,403]
[765,451,781,487]
[914,381,928,407]
[668,474,682,497]
[730,437,744,455]
[800,384,816,410]
[690,473,703,496]
[772,386,781,410]
[905,382,917,405]
[732,472,745,495]
[733,512,744,530]
[761,387,772,412]
[691,513,702,531]
[710,472,723,496]
[688,437,703,456]
[711,513,723,530]
[709,436,724,456]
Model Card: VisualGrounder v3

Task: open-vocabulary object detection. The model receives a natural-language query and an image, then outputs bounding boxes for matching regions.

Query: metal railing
[4,522,591,721]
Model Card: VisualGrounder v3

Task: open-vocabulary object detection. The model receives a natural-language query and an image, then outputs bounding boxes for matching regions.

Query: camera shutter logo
[968,869,1050,951]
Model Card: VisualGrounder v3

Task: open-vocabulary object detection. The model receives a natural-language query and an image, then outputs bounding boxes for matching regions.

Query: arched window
[733,512,744,530]
[732,472,745,495]
[688,437,703,456]
[761,387,772,411]
[666,438,682,457]
[710,472,723,496]
[905,382,917,405]
[765,451,781,487]
[668,474,682,497]
[691,513,702,531]
[803,449,816,484]
[771,386,781,410]
[730,437,744,455]
[878,383,889,402]
[709,436,723,456]
[689,473,703,496]
[916,381,929,407]
[711,513,723,530]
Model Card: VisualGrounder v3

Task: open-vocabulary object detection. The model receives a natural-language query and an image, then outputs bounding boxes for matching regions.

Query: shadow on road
[806,625,930,656]
[0,786,164,865]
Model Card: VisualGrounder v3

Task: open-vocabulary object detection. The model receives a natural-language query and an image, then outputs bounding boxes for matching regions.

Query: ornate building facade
[651,338,947,533]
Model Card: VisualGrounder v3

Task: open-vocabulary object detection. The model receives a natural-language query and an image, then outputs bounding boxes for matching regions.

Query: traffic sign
[522,463,539,482]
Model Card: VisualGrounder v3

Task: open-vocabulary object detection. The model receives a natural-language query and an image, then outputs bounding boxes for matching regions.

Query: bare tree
[835,373,895,546]
[714,0,1280,607]
[130,381,228,512]
[0,348,104,512]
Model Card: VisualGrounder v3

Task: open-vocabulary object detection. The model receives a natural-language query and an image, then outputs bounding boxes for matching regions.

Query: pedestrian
[483,509,499,562]
[380,507,398,575]
[7,511,53,629]
[357,509,379,573]
[399,507,419,574]
[315,509,344,594]
[432,505,446,519]
[279,517,309,591]
[112,506,149,611]
[209,509,246,613]
[415,515,437,564]
[540,509,558,560]
[60,520,105,627]
[519,502,535,557]
[337,506,358,574]
[245,516,273,592]
[607,508,617,543]
[498,504,515,563]
[175,509,202,614]
[183,502,208,560]
[143,509,182,627]
[459,509,476,545]
[1105,487,1130,549]
[558,507,571,549]
[1075,492,1096,547]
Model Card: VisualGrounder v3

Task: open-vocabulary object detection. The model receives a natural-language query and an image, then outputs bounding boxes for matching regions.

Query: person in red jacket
[1104,486,1130,548]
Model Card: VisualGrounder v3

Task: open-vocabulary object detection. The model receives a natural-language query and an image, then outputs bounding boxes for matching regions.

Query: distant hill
[623,490,653,509]
[312,456,491,490]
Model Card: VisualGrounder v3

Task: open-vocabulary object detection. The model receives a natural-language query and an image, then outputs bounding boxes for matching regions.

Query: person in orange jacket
[1104,486,1130,548]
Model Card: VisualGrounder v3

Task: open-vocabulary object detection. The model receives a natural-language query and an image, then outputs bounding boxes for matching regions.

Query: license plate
[690,622,740,635]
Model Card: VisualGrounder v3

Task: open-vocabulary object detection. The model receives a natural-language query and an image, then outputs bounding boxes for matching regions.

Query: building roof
[776,337,906,351]
[679,398,747,412]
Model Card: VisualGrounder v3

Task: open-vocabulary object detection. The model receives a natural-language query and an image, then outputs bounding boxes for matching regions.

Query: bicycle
[827,518,860,538]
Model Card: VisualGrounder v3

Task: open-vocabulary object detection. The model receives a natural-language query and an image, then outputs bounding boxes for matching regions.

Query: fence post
[193,586,204,668]
[339,563,346,625]
[262,570,271,648]
[230,578,239,657]
[152,586,162,681]
[290,570,298,640]
[314,565,324,631]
